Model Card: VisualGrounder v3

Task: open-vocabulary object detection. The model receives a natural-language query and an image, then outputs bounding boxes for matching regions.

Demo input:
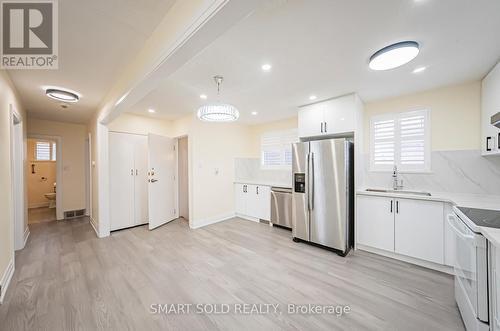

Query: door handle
[151,179,158,183]
[309,152,314,210]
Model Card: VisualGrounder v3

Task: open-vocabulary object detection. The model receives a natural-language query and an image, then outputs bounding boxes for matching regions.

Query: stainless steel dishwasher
[270,187,292,229]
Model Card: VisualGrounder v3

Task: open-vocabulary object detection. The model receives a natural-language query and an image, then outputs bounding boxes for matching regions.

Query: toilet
[44,192,56,209]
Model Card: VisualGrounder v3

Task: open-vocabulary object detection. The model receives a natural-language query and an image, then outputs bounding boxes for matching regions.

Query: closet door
[133,135,149,225]
[109,132,135,231]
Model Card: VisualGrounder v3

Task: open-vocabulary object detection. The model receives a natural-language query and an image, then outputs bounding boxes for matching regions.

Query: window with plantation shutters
[35,141,57,161]
[261,129,298,169]
[370,110,430,172]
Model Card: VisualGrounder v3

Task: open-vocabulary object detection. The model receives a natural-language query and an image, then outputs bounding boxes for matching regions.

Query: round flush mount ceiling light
[197,76,239,122]
[46,88,80,102]
[261,64,272,71]
[369,41,420,71]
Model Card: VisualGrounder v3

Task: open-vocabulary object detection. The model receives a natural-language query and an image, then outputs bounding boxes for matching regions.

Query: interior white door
[109,132,135,231]
[134,135,149,225]
[148,134,177,230]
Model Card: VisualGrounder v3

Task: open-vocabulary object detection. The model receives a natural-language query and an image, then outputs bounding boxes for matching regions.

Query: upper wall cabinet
[482,61,500,156]
[298,93,363,138]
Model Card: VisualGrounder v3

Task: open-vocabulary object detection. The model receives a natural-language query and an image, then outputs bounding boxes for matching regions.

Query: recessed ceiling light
[261,64,272,71]
[200,94,207,99]
[413,66,426,73]
[369,41,420,71]
[251,111,258,115]
[148,108,155,113]
[45,88,79,103]
[309,95,317,101]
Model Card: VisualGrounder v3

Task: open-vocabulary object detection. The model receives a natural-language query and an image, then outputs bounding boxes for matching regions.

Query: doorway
[177,136,189,221]
[27,135,63,223]
[10,108,26,251]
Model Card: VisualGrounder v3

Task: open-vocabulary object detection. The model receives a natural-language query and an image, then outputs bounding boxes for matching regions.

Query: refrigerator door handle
[307,153,311,211]
[310,152,314,210]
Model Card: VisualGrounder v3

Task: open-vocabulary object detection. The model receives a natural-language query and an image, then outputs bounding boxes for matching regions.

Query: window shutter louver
[35,142,51,161]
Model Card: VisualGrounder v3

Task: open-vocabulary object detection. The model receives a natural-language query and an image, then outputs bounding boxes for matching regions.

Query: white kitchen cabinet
[234,183,271,221]
[357,194,445,265]
[298,93,362,138]
[235,184,247,215]
[298,102,325,137]
[109,132,149,231]
[491,243,500,331]
[356,195,395,251]
[394,199,444,264]
[482,60,500,156]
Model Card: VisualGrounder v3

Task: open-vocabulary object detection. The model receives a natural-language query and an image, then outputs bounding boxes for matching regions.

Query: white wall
[27,118,87,213]
[364,81,481,152]
[0,70,27,299]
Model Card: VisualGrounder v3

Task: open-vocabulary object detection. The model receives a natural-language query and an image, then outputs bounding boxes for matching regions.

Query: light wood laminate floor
[28,207,56,224]
[0,217,465,331]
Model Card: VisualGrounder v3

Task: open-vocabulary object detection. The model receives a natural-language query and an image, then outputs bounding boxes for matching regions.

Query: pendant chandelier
[197,76,239,122]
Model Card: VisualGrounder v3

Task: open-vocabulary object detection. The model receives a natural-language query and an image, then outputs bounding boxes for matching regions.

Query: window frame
[34,140,57,162]
[260,129,298,170]
[370,109,431,173]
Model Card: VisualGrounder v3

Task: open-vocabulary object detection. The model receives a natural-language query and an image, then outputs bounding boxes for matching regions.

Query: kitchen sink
[365,188,432,196]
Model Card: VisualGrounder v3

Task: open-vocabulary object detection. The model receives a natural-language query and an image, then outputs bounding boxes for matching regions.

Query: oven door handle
[447,214,474,239]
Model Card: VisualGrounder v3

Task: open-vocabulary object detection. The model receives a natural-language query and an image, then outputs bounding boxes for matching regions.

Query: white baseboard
[356,244,454,275]
[89,216,103,238]
[234,213,260,222]
[28,202,49,209]
[0,258,15,304]
[190,212,236,229]
[23,227,30,248]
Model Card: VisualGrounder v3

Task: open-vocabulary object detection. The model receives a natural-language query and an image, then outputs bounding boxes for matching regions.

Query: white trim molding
[89,217,104,238]
[0,258,15,304]
[22,227,30,249]
[190,212,235,229]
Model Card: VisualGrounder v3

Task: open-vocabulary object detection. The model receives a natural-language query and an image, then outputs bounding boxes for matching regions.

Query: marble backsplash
[235,158,292,186]
[362,150,500,195]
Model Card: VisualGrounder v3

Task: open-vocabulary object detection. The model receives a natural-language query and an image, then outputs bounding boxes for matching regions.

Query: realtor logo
[1,0,58,69]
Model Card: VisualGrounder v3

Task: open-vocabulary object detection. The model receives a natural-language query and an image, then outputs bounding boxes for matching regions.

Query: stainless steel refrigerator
[292,138,354,256]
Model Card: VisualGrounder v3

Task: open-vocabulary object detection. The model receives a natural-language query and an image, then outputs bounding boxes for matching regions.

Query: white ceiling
[7,0,176,124]
[129,0,500,124]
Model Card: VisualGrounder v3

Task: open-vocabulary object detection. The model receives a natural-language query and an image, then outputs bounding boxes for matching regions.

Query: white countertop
[357,188,500,247]
[234,180,292,189]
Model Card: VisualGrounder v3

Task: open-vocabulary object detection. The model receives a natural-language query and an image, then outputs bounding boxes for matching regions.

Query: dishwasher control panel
[294,173,305,193]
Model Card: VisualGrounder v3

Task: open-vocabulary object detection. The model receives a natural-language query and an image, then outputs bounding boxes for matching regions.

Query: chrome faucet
[392,165,403,190]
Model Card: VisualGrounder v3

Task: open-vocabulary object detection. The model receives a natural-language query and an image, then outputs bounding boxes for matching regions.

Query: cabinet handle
[487,136,492,152]
[135,169,138,176]
[256,186,259,195]
[390,200,393,213]
[320,122,324,133]
[130,169,134,176]
[396,201,399,214]
[324,122,327,132]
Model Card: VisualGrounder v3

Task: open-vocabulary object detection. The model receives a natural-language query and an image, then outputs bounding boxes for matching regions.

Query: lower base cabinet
[235,183,271,221]
[491,244,500,331]
[357,195,444,265]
